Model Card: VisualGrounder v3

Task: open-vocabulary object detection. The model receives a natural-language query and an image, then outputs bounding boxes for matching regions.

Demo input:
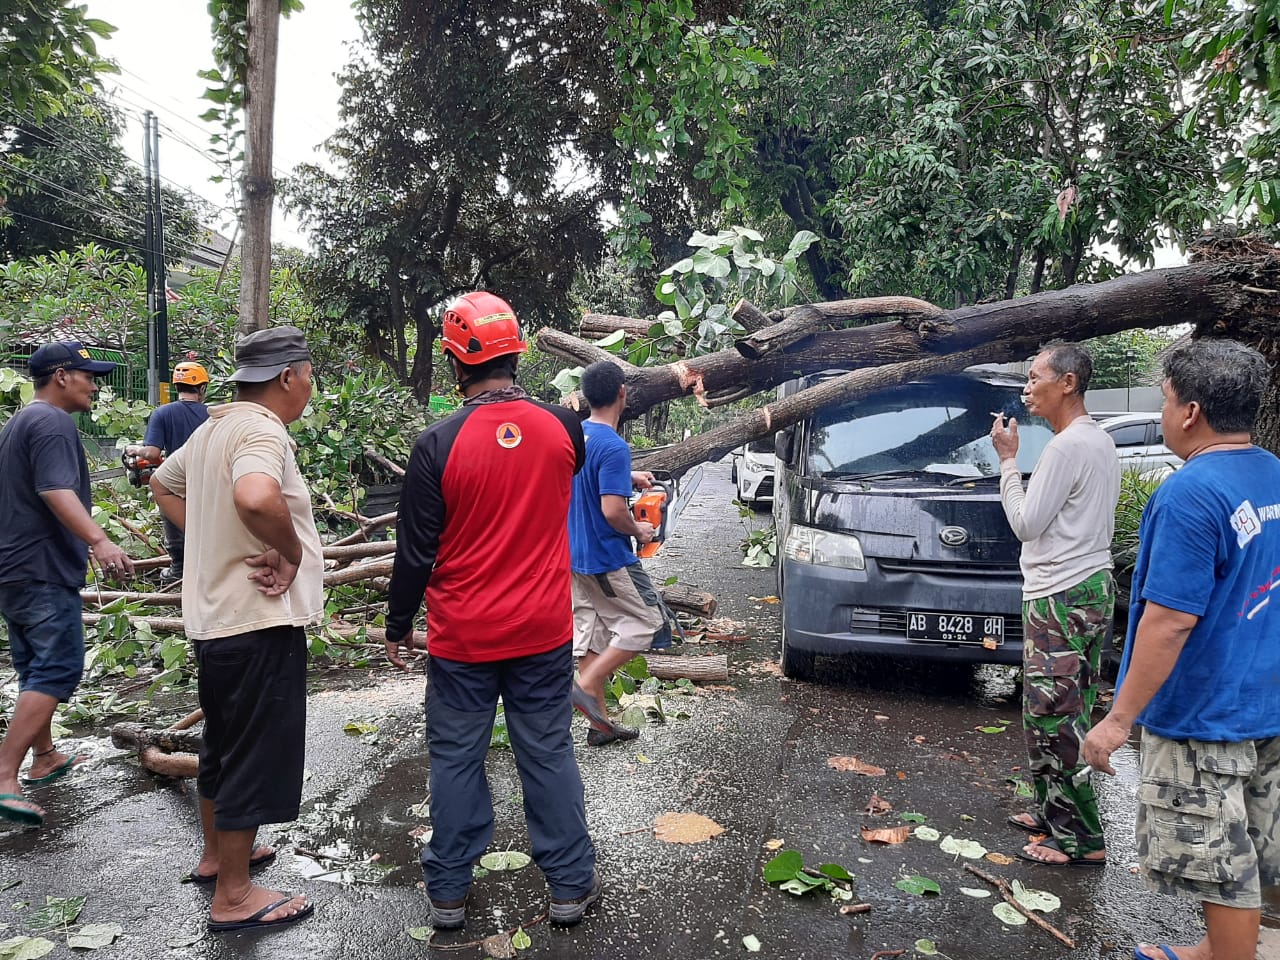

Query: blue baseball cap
[29,341,116,378]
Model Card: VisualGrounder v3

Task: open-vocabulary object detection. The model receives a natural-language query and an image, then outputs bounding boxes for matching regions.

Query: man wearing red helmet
[129,361,211,581]
[386,291,601,930]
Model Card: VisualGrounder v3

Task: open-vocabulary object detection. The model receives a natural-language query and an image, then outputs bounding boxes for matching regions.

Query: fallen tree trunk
[111,722,204,754]
[660,584,717,618]
[539,257,1280,429]
[580,313,655,340]
[643,653,728,681]
[635,346,992,475]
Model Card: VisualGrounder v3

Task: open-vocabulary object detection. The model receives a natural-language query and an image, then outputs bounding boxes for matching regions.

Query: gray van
[773,369,1054,679]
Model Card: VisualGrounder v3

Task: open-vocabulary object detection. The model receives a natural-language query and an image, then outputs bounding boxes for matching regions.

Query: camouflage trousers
[1137,729,1280,909]
[1021,569,1113,857]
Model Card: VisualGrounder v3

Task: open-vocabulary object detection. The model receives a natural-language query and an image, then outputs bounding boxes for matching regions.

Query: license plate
[906,612,1005,646]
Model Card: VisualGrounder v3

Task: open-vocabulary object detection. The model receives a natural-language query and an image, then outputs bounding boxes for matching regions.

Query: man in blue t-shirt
[128,361,210,580]
[1084,339,1280,960]
[567,361,666,747]
[0,342,135,827]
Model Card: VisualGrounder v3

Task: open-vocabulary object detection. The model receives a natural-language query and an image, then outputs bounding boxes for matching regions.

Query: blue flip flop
[1134,946,1181,960]
[20,754,83,786]
[0,793,44,826]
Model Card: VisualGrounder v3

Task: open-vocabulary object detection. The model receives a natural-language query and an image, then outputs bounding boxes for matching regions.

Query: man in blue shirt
[0,342,135,827]
[567,361,666,746]
[128,361,210,581]
[1084,339,1280,960]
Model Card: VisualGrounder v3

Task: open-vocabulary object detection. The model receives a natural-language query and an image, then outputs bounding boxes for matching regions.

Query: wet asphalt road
[3,458,1276,960]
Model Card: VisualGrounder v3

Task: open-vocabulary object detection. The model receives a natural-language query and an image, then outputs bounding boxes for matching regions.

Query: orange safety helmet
[172,361,210,386]
[439,291,527,365]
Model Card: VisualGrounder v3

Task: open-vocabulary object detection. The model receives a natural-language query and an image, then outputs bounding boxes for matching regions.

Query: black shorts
[195,625,308,831]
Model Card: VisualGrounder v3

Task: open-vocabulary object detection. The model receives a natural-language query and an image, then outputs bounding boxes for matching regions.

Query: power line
[3,208,152,255]
[0,156,147,230]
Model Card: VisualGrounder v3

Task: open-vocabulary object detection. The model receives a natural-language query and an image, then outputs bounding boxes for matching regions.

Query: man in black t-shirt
[0,342,135,827]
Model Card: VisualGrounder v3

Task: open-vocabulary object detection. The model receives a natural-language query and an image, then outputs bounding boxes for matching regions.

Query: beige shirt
[999,415,1120,600]
[153,402,324,640]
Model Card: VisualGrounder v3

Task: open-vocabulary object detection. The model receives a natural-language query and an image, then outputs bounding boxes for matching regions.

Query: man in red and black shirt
[386,291,601,930]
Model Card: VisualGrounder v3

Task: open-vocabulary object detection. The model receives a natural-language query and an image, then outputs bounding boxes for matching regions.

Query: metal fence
[3,344,143,436]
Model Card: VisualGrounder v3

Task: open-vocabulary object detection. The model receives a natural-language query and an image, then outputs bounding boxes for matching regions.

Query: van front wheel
[780,603,815,680]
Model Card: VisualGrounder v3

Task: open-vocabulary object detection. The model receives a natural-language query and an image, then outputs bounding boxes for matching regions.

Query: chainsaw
[121,447,163,487]
[632,479,673,559]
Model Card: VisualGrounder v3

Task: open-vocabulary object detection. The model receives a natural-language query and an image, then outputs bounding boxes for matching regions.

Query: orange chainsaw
[121,448,163,487]
[631,479,673,558]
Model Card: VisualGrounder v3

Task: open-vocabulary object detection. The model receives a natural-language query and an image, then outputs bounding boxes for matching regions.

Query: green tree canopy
[738,0,1236,306]
[0,96,206,263]
[0,0,115,123]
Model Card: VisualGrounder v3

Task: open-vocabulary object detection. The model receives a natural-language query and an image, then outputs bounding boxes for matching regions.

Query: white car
[1098,412,1182,476]
[731,438,775,507]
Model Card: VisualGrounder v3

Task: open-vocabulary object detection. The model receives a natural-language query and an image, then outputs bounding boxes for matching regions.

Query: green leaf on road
[27,896,85,931]
[479,851,531,871]
[0,937,55,960]
[67,923,122,950]
[511,928,532,949]
[818,863,853,881]
[407,927,432,941]
[742,934,762,952]
[343,720,379,736]
[915,939,939,955]
[900,812,927,823]
[762,850,804,883]
[992,903,1028,925]
[913,826,941,842]
[1010,880,1061,913]
[977,725,1007,734]
[939,836,988,859]
[958,887,992,898]
[895,875,941,896]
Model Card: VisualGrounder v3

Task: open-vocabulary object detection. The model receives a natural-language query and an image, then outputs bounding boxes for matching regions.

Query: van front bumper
[780,556,1025,665]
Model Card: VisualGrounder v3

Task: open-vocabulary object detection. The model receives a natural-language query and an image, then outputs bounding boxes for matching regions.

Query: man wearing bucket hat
[0,341,136,827]
[151,326,322,933]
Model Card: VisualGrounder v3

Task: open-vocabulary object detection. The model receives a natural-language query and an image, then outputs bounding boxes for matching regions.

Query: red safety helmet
[172,361,210,386]
[439,292,527,365]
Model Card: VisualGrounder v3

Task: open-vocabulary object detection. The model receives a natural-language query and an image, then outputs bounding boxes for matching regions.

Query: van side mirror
[775,427,796,466]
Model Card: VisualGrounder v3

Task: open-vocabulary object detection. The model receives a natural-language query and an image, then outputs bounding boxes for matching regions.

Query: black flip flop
[184,847,278,884]
[1006,812,1049,833]
[207,896,313,932]
[1015,837,1106,867]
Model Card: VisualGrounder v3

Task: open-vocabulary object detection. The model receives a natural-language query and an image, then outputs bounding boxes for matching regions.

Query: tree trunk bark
[660,584,717,618]
[541,258,1280,425]
[643,653,728,681]
[539,257,1280,476]
[235,0,280,337]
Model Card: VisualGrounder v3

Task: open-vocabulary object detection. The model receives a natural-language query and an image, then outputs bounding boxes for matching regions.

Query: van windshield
[806,375,1054,479]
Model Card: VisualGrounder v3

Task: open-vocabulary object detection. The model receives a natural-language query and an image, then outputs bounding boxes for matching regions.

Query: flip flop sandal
[1006,812,1049,833]
[1134,947,1182,960]
[207,896,314,933]
[184,847,278,884]
[0,793,44,826]
[20,753,85,786]
[1015,837,1106,867]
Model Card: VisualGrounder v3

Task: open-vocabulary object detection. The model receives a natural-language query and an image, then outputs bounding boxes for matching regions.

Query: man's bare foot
[1008,812,1046,830]
[1019,838,1107,865]
[1134,939,1212,960]
[210,885,308,925]
[191,845,276,880]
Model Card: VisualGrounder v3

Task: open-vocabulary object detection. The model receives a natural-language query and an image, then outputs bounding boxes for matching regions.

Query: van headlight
[783,525,866,570]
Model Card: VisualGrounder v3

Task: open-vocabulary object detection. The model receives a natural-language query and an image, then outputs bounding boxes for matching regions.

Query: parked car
[773,369,1071,680]
[731,437,776,507]
[1097,411,1182,476]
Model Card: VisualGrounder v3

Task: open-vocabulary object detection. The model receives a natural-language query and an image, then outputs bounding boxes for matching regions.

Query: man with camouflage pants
[1085,339,1280,960]
[991,342,1119,866]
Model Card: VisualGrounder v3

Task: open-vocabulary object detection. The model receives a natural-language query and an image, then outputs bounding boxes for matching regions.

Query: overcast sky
[89,0,359,250]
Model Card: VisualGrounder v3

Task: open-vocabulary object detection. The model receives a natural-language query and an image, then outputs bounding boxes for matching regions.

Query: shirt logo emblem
[496,423,522,449]
[1232,500,1262,548]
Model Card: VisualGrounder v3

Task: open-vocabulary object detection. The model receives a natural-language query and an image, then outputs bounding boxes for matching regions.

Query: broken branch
[963,863,1075,949]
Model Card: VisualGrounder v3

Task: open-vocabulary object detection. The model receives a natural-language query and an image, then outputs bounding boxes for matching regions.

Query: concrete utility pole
[236,0,281,337]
